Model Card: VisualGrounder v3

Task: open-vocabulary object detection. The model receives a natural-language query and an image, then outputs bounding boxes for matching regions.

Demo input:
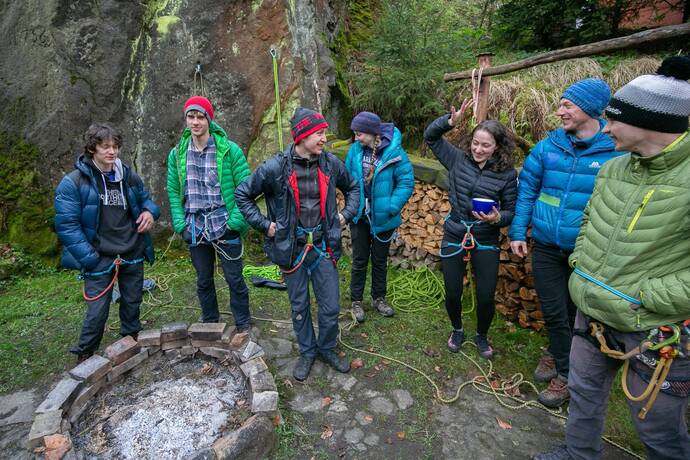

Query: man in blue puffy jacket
[508,79,623,407]
[55,123,160,363]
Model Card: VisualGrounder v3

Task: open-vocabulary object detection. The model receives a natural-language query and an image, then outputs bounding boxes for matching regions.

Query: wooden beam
[444,23,690,82]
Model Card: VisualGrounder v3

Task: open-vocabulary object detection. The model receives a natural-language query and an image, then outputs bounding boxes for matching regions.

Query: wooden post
[475,53,493,122]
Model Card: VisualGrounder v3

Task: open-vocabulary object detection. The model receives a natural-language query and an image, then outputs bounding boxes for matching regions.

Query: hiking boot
[76,351,94,365]
[447,329,464,353]
[293,355,315,381]
[531,445,572,460]
[534,351,557,382]
[318,350,350,373]
[351,301,366,323]
[538,375,570,408]
[373,297,394,317]
[236,324,252,334]
[474,334,494,359]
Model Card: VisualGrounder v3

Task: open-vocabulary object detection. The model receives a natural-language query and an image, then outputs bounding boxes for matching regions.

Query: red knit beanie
[290,107,329,144]
[184,96,214,121]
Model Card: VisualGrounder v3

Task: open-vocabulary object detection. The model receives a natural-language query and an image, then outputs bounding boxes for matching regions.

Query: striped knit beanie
[605,56,690,133]
[290,107,329,144]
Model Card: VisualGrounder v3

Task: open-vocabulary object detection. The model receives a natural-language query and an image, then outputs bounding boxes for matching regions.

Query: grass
[0,237,644,457]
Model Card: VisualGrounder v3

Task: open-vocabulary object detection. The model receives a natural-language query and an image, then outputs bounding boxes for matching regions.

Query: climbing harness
[438,220,499,261]
[189,210,244,261]
[193,62,206,96]
[282,225,331,275]
[364,206,398,244]
[574,267,643,329]
[79,256,145,301]
[270,48,284,151]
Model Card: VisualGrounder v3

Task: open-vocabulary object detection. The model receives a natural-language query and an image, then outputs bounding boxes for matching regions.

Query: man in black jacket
[235,107,359,381]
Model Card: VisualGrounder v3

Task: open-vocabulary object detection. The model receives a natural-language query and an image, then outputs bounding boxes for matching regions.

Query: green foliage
[0,131,57,257]
[349,0,485,144]
[493,0,609,50]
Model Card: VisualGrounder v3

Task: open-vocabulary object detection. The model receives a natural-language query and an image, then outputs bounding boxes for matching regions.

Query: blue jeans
[189,240,250,327]
[284,248,340,358]
[71,255,143,355]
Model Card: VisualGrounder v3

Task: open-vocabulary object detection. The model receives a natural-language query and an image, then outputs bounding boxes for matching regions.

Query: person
[534,56,690,460]
[424,99,517,359]
[55,123,160,362]
[344,111,414,322]
[508,78,622,407]
[235,107,359,381]
[167,96,252,330]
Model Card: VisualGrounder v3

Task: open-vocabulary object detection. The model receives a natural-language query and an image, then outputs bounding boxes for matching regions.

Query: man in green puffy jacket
[535,56,690,460]
[167,96,252,331]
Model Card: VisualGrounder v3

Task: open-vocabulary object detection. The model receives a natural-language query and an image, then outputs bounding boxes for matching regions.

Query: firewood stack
[337,180,545,330]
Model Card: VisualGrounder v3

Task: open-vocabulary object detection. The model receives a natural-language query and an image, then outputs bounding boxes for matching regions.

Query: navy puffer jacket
[54,155,160,270]
[424,114,518,243]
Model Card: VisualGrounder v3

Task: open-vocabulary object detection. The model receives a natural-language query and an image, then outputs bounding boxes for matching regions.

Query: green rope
[270,48,283,151]
[242,264,282,281]
[387,264,476,315]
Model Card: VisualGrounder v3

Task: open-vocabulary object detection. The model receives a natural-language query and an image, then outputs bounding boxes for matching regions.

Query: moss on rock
[0,132,57,257]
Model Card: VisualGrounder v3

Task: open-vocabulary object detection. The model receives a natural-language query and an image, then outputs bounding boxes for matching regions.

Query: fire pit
[27,322,279,459]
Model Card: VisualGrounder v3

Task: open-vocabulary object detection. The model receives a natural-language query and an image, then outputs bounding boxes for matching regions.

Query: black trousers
[532,241,577,378]
[349,219,394,302]
[441,234,499,335]
[71,255,143,355]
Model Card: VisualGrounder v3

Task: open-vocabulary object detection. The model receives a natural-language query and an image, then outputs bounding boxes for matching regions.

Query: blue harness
[284,224,331,275]
[79,256,144,280]
[438,220,499,260]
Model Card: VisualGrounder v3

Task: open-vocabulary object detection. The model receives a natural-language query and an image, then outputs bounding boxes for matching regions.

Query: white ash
[74,360,247,459]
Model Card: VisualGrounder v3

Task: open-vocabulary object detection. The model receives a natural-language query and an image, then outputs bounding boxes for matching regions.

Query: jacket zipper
[554,149,578,248]
[369,155,401,227]
[627,189,655,234]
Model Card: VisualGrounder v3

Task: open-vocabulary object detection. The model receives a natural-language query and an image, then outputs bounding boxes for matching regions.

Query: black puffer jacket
[424,114,517,243]
[235,144,359,268]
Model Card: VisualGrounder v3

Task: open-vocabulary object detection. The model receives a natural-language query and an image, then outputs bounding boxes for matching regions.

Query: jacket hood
[75,154,127,181]
[547,119,616,155]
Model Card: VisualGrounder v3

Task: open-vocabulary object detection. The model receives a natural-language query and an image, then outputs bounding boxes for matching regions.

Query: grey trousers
[284,249,340,358]
[566,311,690,460]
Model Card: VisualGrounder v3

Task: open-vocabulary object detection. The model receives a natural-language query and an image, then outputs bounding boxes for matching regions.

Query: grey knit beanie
[605,56,690,133]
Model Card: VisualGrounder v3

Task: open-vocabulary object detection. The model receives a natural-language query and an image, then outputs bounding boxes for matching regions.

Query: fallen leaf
[282,378,293,389]
[322,397,333,406]
[374,365,381,371]
[423,347,440,358]
[320,425,334,439]
[351,358,364,369]
[496,417,512,430]
[44,434,72,460]
[364,415,374,422]
[397,431,406,440]
[365,373,376,378]
[385,437,393,445]
[434,366,441,373]
[272,415,282,426]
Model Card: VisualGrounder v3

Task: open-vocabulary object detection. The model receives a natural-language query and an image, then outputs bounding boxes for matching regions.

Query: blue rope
[365,212,397,243]
[573,268,642,305]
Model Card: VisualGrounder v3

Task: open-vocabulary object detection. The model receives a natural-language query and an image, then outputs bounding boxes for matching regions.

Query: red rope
[82,258,121,301]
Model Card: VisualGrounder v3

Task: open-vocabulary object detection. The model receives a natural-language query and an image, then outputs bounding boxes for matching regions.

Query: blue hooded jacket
[508,121,623,251]
[345,124,415,234]
[54,155,160,270]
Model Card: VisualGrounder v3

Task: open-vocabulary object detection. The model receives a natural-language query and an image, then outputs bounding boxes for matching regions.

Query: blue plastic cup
[472,198,498,214]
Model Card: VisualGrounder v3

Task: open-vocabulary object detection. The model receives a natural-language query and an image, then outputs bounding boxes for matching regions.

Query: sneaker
[538,376,570,408]
[351,301,365,323]
[293,355,315,381]
[447,329,464,353]
[474,334,494,359]
[531,445,572,460]
[318,350,350,373]
[373,298,394,317]
[534,351,557,382]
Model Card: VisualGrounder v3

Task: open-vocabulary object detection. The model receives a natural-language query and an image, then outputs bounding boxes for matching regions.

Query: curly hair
[460,120,516,172]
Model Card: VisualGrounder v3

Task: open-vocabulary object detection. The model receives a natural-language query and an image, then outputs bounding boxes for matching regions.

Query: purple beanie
[351,111,381,135]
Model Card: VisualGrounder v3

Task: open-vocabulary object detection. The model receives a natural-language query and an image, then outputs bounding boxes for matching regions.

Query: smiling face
[354,131,377,149]
[470,129,497,167]
[185,110,209,138]
[602,118,645,152]
[298,128,328,156]
[556,98,591,133]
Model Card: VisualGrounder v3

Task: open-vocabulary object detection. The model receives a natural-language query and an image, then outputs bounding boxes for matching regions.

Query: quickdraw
[438,220,498,261]
[588,320,688,420]
[80,256,145,302]
[282,225,331,275]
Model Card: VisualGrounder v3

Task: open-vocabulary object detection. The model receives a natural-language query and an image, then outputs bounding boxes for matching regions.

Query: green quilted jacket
[167,122,250,236]
[569,131,690,332]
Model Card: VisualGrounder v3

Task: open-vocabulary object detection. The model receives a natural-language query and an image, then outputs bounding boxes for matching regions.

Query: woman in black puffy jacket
[424,99,518,358]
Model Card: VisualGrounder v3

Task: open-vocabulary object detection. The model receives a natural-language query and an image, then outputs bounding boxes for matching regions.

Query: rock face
[0,0,346,233]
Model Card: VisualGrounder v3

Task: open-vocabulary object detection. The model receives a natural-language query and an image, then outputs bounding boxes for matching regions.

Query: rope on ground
[387,265,475,315]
